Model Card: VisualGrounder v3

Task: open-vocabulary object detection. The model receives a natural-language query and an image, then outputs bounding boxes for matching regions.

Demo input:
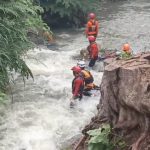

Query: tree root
[82,116,108,135]
[114,108,138,130]
[73,135,88,150]
[131,116,150,150]
[131,133,147,150]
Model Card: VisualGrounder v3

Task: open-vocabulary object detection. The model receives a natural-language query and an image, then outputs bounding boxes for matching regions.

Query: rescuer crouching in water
[70,66,84,107]
[77,61,100,96]
[71,66,84,96]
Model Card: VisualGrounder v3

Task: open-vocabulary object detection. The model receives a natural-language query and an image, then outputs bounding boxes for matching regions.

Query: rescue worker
[71,66,84,100]
[85,13,99,38]
[87,36,99,68]
[77,61,94,91]
[121,43,132,58]
[77,61,100,96]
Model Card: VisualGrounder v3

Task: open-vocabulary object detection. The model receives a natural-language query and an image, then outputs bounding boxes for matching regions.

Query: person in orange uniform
[122,43,132,58]
[85,13,99,38]
[71,66,84,100]
[87,36,99,68]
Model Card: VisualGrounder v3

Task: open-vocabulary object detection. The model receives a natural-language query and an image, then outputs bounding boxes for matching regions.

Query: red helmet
[89,13,96,19]
[71,66,81,73]
[88,36,96,42]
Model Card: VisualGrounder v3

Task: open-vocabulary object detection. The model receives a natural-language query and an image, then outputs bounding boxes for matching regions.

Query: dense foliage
[87,124,126,150]
[37,0,99,27]
[0,0,48,93]
[121,51,132,59]
[88,124,114,150]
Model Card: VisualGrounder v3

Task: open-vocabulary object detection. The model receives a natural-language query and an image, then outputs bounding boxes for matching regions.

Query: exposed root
[73,136,87,150]
[131,116,150,150]
[131,133,147,150]
[82,116,108,135]
[114,108,138,130]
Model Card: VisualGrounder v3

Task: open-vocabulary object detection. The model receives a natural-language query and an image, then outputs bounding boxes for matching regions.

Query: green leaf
[87,128,102,136]
[88,124,115,150]
[88,143,107,150]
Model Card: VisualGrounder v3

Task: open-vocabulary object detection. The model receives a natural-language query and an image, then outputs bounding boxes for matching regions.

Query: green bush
[38,0,99,27]
[0,92,7,104]
[88,124,114,150]
[0,0,49,94]
[121,52,132,59]
[87,124,126,150]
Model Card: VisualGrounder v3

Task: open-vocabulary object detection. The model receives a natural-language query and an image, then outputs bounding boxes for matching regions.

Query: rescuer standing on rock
[87,36,99,68]
[77,60,100,96]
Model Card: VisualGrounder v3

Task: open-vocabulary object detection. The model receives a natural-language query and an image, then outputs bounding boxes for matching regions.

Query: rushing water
[98,0,150,52]
[0,32,103,150]
[0,0,150,150]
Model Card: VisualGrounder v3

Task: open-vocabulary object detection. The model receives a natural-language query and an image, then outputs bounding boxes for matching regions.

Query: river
[0,0,150,150]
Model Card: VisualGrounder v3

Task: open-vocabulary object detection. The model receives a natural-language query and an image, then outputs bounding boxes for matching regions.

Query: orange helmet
[88,36,96,42]
[122,44,130,51]
[89,13,96,19]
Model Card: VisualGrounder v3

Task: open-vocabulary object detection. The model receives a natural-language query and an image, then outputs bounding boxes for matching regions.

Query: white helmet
[77,60,86,68]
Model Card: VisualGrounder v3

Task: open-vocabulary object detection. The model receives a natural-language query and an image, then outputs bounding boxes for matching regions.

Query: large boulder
[83,52,150,150]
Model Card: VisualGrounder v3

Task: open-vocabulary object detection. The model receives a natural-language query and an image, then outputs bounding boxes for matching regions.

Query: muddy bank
[76,52,150,150]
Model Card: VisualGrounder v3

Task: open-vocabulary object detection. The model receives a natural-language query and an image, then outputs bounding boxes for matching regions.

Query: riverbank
[73,52,150,150]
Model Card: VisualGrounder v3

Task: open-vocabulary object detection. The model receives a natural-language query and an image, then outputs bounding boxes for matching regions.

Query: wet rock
[83,52,150,150]
[80,49,89,60]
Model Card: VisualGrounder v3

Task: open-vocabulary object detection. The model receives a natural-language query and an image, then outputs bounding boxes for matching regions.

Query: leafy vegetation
[0,0,49,95]
[0,92,7,104]
[87,124,126,150]
[37,0,100,27]
[121,51,132,59]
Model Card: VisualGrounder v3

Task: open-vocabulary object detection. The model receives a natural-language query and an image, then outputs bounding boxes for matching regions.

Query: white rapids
[0,31,103,150]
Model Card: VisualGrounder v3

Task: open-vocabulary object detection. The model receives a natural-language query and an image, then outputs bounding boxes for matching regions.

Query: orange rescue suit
[88,42,99,59]
[85,19,99,37]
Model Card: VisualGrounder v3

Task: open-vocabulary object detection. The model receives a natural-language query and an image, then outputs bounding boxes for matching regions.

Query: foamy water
[0,32,103,150]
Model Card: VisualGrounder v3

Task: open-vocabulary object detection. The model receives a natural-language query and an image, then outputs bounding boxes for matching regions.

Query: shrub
[0,0,49,93]
[87,124,126,150]
[38,0,99,27]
